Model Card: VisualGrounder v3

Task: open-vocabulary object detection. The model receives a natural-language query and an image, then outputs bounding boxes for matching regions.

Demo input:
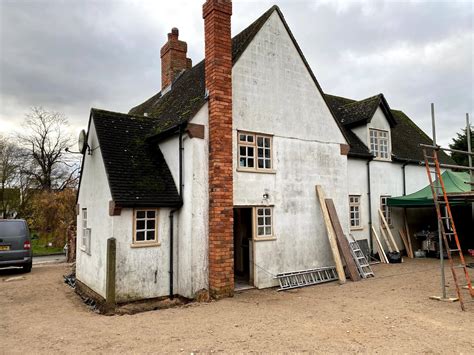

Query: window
[81,208,91,254]
[133,209,158,245]
[255,207,273,238]
[238,132,273,171]
[349,195,361,229]
[380,196,392,226]
[369,129,390,160]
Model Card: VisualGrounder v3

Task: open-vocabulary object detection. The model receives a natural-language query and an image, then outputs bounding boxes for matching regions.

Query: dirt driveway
[1,259,473,353]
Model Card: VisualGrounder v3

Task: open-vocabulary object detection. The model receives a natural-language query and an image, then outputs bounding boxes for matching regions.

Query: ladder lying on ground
[275,266,338,291]
[348,235,374,278]
[423,147,474,311]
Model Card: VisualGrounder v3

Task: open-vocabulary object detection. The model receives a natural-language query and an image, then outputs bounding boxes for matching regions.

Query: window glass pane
[240,158,246,167]
[136,220,145,230]
[258,217,264,226]
[147,211,155,218]
[257,227,264,236]
[240,146,246,156]
[248,147,254,156]
[239,134,246,142]
[248,159,254,168]
[265,138,270,148]
[146,231,155,241]
[265,159,271,169]
[257,208,263,216]
[147,220,155,230]
[258,148,263,157]
[247,135,254,143]
[257,137,263,146]
[136,211,146,219]
[136,231,145,241]
[265,149,270,158]
[265,227,271,235]
[265,217,271,225]
[258,159,264,168]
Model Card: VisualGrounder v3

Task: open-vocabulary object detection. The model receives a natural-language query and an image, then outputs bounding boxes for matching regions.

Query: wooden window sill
[254,237,276,242]
[236,168,276,174]
[131,242,161,248]
[350,227,364,231]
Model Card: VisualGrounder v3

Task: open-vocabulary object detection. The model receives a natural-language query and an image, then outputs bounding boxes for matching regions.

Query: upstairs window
[349,195,361,229]
[369,129,390,160]
[133,209,158,245]
[238,132,273,171]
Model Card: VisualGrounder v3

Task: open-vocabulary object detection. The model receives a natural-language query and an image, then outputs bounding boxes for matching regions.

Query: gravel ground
[1,258,473,354]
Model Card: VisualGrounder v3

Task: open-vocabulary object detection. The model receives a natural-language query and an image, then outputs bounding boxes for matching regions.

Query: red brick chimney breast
[203,0,234,299]
[160,27,192,90]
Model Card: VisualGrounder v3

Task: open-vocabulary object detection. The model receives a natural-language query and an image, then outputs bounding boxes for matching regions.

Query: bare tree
[0,135,21,217]
[18,107,79,191]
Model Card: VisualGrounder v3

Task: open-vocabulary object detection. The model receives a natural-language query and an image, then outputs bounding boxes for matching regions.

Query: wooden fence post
[105,237,116,314]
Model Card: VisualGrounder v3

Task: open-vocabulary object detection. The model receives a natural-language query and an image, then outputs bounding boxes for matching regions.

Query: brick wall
[203,0,234,298]
[160,28,192,89]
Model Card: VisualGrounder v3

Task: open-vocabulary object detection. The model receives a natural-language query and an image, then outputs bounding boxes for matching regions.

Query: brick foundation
[203,0,234,298]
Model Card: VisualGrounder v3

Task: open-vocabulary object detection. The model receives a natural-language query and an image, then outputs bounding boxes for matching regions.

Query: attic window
[369,129,390,160]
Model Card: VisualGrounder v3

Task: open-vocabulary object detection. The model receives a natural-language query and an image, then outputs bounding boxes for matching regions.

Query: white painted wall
[159,104,209,299]
[76,120,113,298]
[233,10,349,288]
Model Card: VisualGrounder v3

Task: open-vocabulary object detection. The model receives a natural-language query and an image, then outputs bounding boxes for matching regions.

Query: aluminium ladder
[348,234,374,278]
[275,266,338,291]
[423,148,474,311]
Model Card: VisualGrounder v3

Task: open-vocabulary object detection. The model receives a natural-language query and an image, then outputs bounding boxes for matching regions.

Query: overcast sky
[0,0,472,148]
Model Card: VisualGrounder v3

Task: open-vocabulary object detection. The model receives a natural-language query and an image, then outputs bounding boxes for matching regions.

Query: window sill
[131,242,161,248]
[350,227,364,231]
[254,237,276,242]
[373,158,392,162]
[80,247,91,255]
[236,167,276,174]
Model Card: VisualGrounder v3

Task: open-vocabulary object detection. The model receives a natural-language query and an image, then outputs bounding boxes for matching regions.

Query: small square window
[133,209,158,245]
[255,207,273,238]
[237,131,273,171]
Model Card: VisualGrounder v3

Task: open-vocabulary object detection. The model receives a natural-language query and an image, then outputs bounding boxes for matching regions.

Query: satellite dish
[78,129,88,154]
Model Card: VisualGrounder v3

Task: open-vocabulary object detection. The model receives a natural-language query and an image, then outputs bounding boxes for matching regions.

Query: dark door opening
[233,208,253,290]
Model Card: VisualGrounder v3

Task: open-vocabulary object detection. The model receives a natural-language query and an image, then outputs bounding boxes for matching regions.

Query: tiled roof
[325,94,455,164]
[91,108,181,208]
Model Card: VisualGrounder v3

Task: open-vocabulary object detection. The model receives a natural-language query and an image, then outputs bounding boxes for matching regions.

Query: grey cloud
[0,0,472,147]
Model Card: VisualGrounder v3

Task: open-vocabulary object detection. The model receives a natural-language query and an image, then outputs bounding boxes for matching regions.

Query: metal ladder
[423,148,474,311]
[275,266,338,291]
[348,234,374,278]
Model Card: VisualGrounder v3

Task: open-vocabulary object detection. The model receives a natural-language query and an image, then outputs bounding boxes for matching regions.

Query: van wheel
[23,262,32,273]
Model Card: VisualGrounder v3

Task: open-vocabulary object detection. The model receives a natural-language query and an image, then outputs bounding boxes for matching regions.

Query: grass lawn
[31,234,65,256]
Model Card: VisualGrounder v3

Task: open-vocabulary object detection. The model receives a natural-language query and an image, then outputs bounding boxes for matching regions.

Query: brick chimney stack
[160,27,192,89]
[203,0,234,298]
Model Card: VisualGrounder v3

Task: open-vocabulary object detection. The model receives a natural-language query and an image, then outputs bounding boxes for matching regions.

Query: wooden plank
[315,186,346,284]
[378,223,393,253]
[371,226,388,263]
[325,198,361,281]
[378,209,399,253]
[398,229,410,256]
[404,209,414,258]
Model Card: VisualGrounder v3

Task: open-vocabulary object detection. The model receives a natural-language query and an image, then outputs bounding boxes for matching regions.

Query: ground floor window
[255,207,273,238]
[133,209,158,245]
[81,208,91,254]
[380,196,392,226]
[349,195,361,229]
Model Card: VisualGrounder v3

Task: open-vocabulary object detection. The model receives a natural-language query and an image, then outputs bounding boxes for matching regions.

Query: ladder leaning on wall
[422,145,474,311]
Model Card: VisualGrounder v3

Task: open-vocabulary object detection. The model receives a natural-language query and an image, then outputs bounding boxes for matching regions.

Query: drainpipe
[169,125,184,300]
[402,161,409,196]
[367,158,373,254]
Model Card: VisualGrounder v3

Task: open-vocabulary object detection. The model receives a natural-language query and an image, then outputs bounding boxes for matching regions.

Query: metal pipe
[431,103,437,146]
[367,159,373,254]
[402,162,409,196]
[169,125,185,300]
[419,143,474,157]
[467,113,472,187]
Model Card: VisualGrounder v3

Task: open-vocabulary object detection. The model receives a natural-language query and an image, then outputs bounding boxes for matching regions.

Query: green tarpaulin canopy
[387,171,471,207]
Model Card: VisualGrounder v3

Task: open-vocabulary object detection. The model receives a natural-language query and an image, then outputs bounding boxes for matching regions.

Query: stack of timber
[372,208,402,263]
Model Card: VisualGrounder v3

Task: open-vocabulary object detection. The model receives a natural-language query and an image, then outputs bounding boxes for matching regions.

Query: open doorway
[233,207,254,290]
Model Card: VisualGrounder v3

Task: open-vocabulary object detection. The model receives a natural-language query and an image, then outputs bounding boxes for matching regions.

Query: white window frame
[81,208,91,254]
[238,131,274,172]
[133,209,159,247]
[369,128,390,160]
[380,196,392,226]
[349,195,362,230]
[254,206,274,240]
